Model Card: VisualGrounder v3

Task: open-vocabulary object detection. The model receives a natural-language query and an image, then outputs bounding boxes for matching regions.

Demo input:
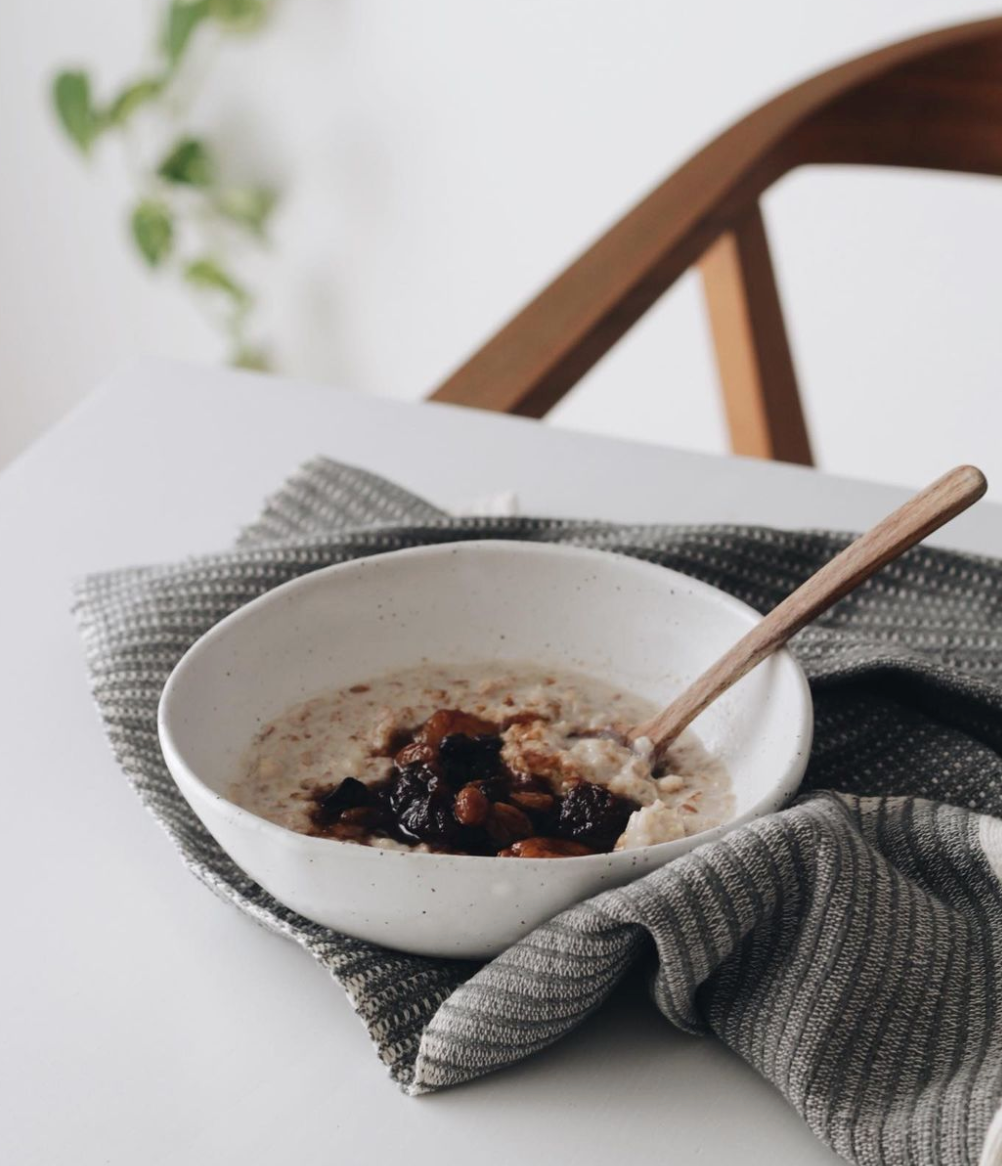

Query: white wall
[4,0,1002,499]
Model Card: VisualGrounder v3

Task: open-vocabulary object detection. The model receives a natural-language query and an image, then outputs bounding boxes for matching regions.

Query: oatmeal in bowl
[232,663,733,857]
[159,540,811,957]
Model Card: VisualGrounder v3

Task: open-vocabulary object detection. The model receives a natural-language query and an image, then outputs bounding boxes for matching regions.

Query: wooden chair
[428,16,1002,467]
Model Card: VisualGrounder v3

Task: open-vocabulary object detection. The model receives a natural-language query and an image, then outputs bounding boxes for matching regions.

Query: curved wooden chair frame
[428,17,1002,466]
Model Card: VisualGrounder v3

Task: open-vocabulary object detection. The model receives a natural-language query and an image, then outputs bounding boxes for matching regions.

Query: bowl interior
[161,540,810,833]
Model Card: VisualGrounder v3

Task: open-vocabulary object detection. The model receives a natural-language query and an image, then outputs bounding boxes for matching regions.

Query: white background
[3,0,1001,496]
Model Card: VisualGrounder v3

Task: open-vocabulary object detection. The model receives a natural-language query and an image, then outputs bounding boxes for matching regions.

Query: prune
[389,762,438,808]
[556,781,632,850]
[312,776,369,828]
[438,732,504,785]
[389,762,459,846]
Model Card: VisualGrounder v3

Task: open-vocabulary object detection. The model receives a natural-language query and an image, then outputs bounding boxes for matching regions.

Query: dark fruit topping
[311,705,642,858]
[485,802,533,847]
[509,789,555,813]
[438,732,505,785]
[389,762,459,846]
[499,837,596,859]
[454,783,490,827]
[411,708,496,754]
[557,781,632,850]
[311,776,369,828]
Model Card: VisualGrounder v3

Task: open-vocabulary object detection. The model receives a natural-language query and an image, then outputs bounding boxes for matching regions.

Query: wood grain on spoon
[629,465,988,759]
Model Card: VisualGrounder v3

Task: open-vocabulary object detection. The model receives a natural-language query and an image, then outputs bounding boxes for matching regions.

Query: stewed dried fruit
[485,802,533,846]
[438,732,504,785]
[500,837,596,859]
[509,789,555,813]
[413,709,496,754]
[454,783,490,827]
[390,762,459,846]
[311,776,369,828]
[306,707,643,857]
[557,780,633,850]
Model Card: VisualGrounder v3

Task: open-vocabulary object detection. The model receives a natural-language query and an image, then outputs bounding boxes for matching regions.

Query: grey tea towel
[74,459,1002,1166]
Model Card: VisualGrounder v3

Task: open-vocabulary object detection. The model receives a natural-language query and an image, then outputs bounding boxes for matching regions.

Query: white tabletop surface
[5,358,1000,1166]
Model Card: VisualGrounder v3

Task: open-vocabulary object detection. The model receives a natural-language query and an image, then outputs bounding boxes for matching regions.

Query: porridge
[230,663,733,857]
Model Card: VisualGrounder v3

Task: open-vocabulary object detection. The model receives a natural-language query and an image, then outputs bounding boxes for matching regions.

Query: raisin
[508,787,559,835]
[485,802,533,846]
[556,781,632,850]
[454,783,490,827]
[395,740,436,769]
[389,762,458,846]
[499,837,596,859]
[438,732,504,785]
[473,776,510,802]
[413,709,496,754]
[311,776,369,828]
[509,790,555,813]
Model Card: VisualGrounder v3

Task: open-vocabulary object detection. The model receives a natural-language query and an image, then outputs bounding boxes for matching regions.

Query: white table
[4,359,999,1166]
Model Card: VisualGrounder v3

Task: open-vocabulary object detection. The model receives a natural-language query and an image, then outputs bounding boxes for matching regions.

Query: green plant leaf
[131,201,174,266]
[209,0,268,32]
[164,0,210,68]
[157,137,213,186]
[184,257,249,304]
[215,186,277,235]
[232,344,270,370]
[52,70,101,153]
[106,77,163,126]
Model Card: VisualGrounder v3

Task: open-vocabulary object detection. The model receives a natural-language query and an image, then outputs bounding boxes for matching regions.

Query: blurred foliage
[51,0,277,368]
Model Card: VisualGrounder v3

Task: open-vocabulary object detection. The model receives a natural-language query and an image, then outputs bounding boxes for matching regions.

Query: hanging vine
[52,0,278,369]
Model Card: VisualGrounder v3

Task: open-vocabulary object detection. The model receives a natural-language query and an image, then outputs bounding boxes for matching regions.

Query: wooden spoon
[628,464,988,759]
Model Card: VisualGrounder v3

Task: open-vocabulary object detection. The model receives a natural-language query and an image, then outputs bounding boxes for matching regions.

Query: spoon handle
[630,464,987,754]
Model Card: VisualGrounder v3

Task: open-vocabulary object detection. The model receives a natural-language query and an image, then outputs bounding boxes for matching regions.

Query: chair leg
[699,203,814,466]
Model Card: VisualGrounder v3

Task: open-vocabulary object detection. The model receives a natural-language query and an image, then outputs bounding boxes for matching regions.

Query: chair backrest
[428,17,1002,467]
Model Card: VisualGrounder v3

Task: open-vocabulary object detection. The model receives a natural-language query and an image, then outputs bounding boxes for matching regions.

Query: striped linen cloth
[74,459,1002,1166]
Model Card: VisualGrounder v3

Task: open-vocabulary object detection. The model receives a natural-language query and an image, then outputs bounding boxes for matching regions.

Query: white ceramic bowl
[158,541,812,959]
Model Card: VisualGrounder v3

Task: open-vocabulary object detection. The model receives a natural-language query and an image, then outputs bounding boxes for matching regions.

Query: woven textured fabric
[74,459,1002,1166]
